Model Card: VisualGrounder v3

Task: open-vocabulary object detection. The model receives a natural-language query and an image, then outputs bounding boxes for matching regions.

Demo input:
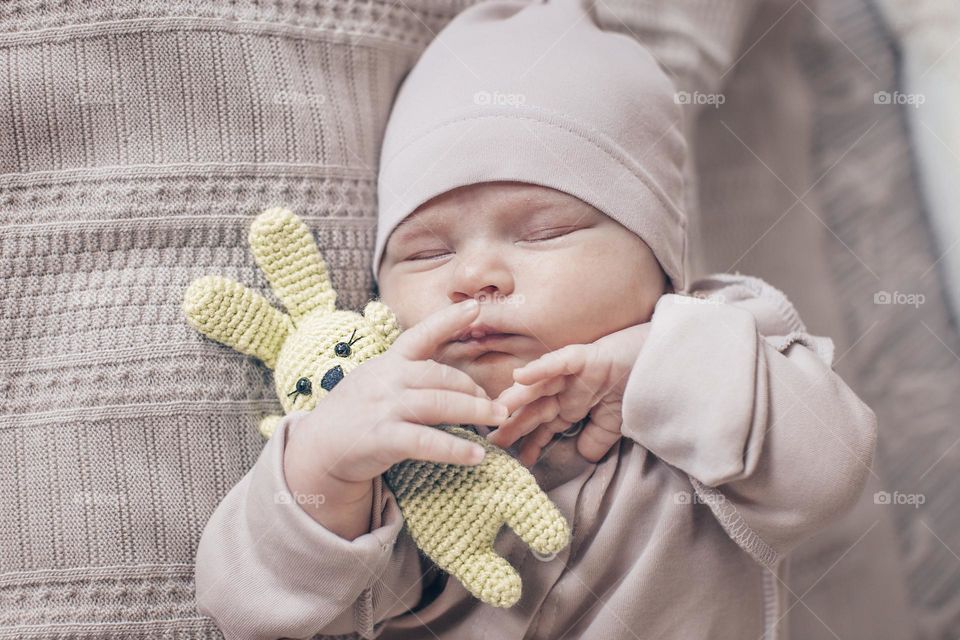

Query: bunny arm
[384,425,571,608]
[182,274,293,370]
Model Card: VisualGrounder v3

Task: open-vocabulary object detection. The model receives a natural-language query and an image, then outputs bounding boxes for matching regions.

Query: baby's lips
[451,321,513,342]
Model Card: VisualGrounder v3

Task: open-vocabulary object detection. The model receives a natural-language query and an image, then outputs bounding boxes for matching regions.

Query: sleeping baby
[194,1,877,638]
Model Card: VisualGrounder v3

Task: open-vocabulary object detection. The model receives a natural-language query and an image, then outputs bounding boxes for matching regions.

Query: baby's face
[378,181,666,398]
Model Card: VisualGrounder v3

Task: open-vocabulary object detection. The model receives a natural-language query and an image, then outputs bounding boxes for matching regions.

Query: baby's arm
[195,300,507,638]
[194,411,429,639]
[620,274,877,566]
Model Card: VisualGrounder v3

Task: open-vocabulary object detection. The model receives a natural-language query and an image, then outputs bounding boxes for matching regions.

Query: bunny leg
[502,481,572,557]
[455,548,523,608]
[258,414,283,439]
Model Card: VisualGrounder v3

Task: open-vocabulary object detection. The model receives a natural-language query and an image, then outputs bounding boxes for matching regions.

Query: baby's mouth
[447,335,519,361]
[452,322,515,342]
[457,333,515,344]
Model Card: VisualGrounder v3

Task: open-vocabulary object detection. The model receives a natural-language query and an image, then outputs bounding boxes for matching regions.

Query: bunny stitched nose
[320,365,344,391]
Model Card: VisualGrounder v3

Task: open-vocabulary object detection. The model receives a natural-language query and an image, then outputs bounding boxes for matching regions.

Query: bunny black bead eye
[296,377,312,395]
[333,329,362,358]
[287,377,312,399]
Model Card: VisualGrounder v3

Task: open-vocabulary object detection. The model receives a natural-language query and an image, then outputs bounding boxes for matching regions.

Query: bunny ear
[363,299,401,347]
[248,207,337,323]
[182,275,294,370]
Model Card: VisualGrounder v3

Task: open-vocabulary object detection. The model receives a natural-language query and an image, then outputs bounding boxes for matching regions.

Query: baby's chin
[460,351,526,400]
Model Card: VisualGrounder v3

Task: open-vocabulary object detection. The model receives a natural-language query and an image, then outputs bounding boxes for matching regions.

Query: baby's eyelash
[406,250,451,261]
[524,226,578,241]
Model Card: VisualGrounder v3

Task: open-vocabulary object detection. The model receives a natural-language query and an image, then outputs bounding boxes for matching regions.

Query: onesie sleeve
[620,274,877,566]
[194,410,429,639]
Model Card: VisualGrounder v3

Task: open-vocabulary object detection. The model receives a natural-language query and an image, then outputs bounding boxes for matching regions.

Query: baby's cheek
[380,288,431,332]
[533,284,612,346]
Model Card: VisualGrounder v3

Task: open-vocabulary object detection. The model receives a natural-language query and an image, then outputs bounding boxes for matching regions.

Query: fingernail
[462,299,478,310]
[468,444,485,463]
[495,403,509,418]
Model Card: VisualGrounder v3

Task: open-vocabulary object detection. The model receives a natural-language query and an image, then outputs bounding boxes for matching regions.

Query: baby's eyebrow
[509,196,555,215]
[522,204,559,220]
[392,215,447,244]
[515,199,587,225]
[390,192,579,246]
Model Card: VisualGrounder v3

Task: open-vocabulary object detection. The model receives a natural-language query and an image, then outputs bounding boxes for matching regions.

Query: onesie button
[559,416,588,439]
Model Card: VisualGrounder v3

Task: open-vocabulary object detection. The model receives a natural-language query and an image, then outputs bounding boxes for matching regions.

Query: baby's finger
[513,344,590,385]
[382,422,486,467]
[392,299,480,361]
[398,389,508,428]
[576,418,622,462]
[495,376,566,415]
[487,394,559,449]
[517,427,547,467]
[406,359,490,399]
[555,376,602,424]
[517,420,563,467]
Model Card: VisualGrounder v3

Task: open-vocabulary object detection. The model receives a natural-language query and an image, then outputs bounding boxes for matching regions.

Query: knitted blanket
[0,2,478,637]
[5,1,954,638]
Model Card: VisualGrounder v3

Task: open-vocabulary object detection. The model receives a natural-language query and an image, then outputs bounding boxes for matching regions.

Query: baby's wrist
[281,415,375,538]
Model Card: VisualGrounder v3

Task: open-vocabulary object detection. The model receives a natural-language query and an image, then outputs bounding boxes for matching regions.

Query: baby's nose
[320,365,344,391]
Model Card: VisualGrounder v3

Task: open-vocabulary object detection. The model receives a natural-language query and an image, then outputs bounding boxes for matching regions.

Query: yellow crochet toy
[182,207,571,608]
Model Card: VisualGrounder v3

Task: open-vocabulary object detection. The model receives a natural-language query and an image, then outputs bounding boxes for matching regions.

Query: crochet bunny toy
[182,207,571,608]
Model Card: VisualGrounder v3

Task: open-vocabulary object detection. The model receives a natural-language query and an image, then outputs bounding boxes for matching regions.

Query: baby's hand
[283,299,509,539]
[488,322,651,465]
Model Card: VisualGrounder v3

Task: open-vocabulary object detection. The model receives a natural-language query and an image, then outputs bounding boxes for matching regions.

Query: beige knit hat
[373,0,687,290]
